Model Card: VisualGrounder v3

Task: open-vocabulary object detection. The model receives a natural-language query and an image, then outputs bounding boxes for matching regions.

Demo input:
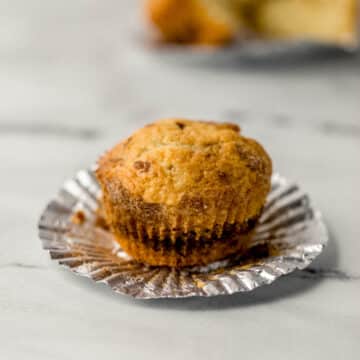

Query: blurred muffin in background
[145,0,358,47]
[144,0,249,45]
[96,119,272,267]
[252,0,358,46]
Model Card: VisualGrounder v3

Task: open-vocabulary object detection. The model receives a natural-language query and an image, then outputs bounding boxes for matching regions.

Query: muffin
[144,0,247,45]
[252,0,358,46]
[96,119,272,267]
[145,0,358,47]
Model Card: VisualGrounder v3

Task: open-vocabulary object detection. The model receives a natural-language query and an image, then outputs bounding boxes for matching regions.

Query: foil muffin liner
[38,168,328,299]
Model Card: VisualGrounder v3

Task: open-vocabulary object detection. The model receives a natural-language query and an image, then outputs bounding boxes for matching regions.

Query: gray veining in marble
[1,1,360,359]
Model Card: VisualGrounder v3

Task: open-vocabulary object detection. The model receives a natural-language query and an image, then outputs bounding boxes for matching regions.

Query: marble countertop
[1,1,360,359]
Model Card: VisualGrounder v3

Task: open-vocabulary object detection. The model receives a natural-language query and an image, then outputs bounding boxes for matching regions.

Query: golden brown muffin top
[97,119,272,212]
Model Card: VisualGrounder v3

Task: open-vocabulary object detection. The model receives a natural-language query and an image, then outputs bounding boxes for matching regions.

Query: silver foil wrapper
[38,169,328,299]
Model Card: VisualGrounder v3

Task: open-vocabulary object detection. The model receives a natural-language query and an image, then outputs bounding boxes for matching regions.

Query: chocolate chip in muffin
[133,160,151,173]
[217,171,229,182]
[176,121,186,130]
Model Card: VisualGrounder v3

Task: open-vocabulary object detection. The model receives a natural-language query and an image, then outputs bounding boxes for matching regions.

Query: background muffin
[145,0,358,46]
[144,0,246,45]
[96,119,272,267]
[252,0,358,46]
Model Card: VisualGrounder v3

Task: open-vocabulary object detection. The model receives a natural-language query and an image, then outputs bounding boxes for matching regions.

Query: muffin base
[112,218,259,267]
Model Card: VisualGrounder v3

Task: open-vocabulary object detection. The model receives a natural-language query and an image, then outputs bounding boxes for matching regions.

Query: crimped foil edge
[38,169,328,299]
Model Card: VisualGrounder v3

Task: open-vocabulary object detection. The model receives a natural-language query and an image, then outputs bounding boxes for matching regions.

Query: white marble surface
[1,1,360,359]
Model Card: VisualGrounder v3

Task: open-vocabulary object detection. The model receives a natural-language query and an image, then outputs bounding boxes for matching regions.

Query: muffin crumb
[71,210,86,225]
